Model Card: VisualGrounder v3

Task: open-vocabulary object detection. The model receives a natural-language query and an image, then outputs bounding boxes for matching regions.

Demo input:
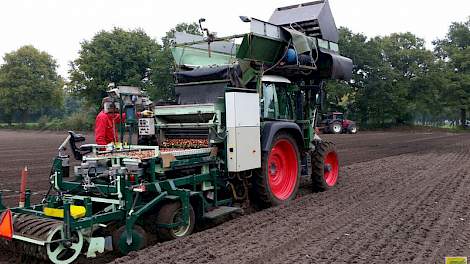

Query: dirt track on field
[1,130,470,263]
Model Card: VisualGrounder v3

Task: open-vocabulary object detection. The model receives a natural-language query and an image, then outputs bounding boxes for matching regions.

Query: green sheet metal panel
[172,46,237,67]
[237,33,287,64]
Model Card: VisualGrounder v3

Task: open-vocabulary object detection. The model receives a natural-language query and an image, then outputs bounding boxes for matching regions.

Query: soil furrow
[268,152,464,264]
[1,130,470,264]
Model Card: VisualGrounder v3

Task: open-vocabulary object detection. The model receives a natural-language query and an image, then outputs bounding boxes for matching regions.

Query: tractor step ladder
[203,206,242,220]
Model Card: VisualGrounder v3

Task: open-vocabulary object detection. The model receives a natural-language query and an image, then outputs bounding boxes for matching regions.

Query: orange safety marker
[19,166,28,208]
[0,209,13,240]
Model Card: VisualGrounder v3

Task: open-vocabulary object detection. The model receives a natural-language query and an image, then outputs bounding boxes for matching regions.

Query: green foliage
[0,45,63,123]
[6,111,94,131]
[328,21,469,128]
[433,17,470,126]
[69,28,162,109]
[1,20,467,131]
[149,22,203,102]
[147,49,175,101]
[63,93,87,116]
[162,22,202,47]
[62,111,94,131]
[68,24,202,107]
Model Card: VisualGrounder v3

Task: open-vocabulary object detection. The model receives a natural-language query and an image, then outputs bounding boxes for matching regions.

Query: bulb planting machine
[0,1,352,263]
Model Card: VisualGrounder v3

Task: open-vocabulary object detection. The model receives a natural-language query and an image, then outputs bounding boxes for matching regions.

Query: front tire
[311,141,339,192]
[348,124,358,134]
[252,132,301,208]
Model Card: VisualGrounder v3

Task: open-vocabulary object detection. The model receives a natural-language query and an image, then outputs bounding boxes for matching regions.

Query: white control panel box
[138,118,155,136]
[225,92,261,172]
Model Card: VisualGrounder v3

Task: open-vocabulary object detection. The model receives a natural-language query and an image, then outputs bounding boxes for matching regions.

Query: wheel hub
[323,151,339,187]
[46,227,84,264]
[324,164,332,172]
[267,139,298,200]
[173,209,191,237]
[270,163,277,175]
[333,124,341,133]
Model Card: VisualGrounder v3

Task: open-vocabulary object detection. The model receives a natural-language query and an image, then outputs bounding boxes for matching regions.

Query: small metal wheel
[112,225,148,255]
[156,202,195,241]
[46,226,84,264]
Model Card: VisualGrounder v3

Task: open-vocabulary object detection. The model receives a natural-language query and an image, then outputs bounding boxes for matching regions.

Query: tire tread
[251,132,301,208]
[311,141,338,192]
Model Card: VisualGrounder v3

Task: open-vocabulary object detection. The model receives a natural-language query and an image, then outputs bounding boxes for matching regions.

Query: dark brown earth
[1,130,470,263]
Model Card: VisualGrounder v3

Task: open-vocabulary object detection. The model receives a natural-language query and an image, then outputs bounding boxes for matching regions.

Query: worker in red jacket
[94,97,123,145]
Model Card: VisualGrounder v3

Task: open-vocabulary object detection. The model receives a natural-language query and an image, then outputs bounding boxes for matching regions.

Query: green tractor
[0,1,352,263]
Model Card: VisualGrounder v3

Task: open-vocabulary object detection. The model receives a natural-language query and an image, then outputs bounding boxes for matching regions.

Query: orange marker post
[0,209,13,240]
[19,166,28,208]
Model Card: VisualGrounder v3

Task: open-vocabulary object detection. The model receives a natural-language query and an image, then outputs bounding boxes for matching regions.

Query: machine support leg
[84,197,92,217]
[125,192,167,245]
[63,202,72,240]
[24,189,31,208]
[167,189,191,226]
[149,159,156,182]
[182,193,189,225]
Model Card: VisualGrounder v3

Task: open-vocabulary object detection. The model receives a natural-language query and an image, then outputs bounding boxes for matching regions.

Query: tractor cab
[328,112,344,121]
[261,75,295,120]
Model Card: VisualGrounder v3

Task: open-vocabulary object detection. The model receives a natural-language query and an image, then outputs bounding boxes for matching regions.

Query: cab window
[262,82,293,120]
[263,83,277,119]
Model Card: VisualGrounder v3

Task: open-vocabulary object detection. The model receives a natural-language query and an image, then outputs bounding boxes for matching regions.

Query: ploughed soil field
[1,129,470,263]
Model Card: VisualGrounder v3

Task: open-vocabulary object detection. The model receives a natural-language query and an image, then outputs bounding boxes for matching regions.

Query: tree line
[0,19,468,129]
[329,18,470,127]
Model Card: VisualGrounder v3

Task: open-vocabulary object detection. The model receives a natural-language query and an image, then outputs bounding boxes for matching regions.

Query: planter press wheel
[112,225,148,255]
[252,132,300,208]
[311,141,339,191]
[156,201,195,241]
[46,226,84,264]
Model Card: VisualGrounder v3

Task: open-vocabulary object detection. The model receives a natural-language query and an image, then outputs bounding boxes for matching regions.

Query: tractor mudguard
[261,121,304,152]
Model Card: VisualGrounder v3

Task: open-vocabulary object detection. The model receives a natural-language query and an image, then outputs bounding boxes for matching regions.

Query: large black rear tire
[311,141,339,192]
[252,132,301,208]
[329,121,342,134]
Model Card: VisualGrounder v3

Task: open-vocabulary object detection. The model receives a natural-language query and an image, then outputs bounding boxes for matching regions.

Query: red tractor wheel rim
[324,151,339,186]
[268,139,298,200]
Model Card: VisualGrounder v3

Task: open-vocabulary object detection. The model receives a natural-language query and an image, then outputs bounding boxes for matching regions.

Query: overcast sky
[0,0,469,78]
